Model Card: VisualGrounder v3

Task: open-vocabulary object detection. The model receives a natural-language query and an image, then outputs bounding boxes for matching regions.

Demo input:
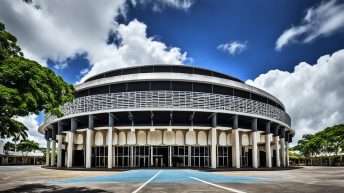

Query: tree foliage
[4,141,15,151]
[17,139,40,164]
[292,124,344,165]
[17,139,40,154]
[289,151,300,160]
[0,22,75,139]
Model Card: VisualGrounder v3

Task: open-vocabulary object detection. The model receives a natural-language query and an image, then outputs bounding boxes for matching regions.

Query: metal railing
[45,91,291,126]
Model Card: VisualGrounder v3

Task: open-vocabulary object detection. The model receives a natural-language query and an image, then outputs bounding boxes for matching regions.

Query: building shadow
[1,183,110,193]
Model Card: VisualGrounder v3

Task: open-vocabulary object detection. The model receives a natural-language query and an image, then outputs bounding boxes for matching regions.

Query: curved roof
[39,64,294,137]
[77,69,286,111]
[84,64,244,83]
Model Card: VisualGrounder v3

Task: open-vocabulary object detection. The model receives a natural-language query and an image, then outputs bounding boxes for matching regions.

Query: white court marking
[189,176,247,193]
[132,170,162,193]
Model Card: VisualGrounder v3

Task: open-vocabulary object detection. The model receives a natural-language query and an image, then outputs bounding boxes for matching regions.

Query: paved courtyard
[0,166,343,193]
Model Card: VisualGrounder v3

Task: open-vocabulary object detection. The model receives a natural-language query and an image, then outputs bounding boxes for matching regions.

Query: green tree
[4,141,15,151]
[0,122,28,146]
[289,151,300,160]
[17,139,40,164]
[293,124,344,166]
[292,134,313,156]
[317,124,344,165]
[292,134,319,165]
[0,22,75,139]
[325,124,344,156]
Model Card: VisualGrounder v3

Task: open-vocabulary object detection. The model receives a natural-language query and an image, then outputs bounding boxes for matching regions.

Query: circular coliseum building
[39,65,294,169]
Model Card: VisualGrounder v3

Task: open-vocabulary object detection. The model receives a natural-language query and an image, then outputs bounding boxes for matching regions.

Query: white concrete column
[45,140,50,166]
[56,122,63,167]
[251,118,258,168]
[50,128,57,166]
[150,146,154,166]
[286,141,290,167]
[50,140,56,166]
[67,118,77,168]
[86,129,94,168]
[211,113,217,168]
[275,135,280,167]
[252,132,258,168]
[67,131,74,168]
[281,138,286,167]
[211,128,217,168]
[130,146,134,167]
[108,127,113,168]
[108,113,114,169]
[169,146,172,167]
[280,127,286,167]
[86,115,94,168]
[56,135,63,167]
[232,129,240,168]
[265,122,272,168]
[265,134,272,167]
[211,113,217,169]
[188,146,191,166]
[232,115,240,168]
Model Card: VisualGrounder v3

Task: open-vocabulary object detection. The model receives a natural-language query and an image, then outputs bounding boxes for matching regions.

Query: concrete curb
[42,166,303,172]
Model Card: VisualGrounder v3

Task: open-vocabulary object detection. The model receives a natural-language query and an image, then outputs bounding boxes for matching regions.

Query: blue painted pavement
[49,169,273,185]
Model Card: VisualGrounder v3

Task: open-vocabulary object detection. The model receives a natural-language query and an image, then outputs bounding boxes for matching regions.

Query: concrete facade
[39,65,294,169]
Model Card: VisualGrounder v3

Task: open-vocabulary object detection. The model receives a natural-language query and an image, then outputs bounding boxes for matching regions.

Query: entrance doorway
[134,146,150,167]
[172,146,189,167]
[152,146,169,167]
[92,146,108,168]
[61,149,66,167]
[272,150,277,167]
[260,150,266,167]
[74,150,84,167]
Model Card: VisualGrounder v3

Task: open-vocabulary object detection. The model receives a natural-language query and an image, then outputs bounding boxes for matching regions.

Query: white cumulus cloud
[14,114,46,147]
[80,19,189,83]
[276,0,344,50]
[246,49,344,145]
[0,0,190,79]
[0,0,192,144]
[0,0,126,67]
[217,41,248,55]
[131,0,194,12]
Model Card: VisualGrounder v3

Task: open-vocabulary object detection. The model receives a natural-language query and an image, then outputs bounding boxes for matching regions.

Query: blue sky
[1,0,344,145]
[49,0,344,83]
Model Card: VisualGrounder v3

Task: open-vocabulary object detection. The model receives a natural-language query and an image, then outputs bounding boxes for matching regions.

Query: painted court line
[132,170,163,193]
[189,176,247,193]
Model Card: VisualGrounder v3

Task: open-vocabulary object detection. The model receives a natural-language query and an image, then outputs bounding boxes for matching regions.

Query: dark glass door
[260,151,266,167]
[74,150,84,167]
[152,146,169,167]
